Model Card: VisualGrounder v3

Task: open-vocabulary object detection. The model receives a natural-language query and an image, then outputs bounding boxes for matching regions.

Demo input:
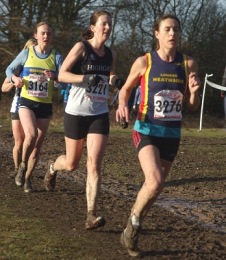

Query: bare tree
[1,0,226,113]
[0,0,96,69]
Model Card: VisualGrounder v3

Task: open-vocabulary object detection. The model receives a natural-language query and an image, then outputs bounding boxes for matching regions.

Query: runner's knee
[144,175,164,196]
[65,163,79,172]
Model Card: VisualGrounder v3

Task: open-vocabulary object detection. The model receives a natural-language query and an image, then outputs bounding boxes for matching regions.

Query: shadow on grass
[165,176,226,187]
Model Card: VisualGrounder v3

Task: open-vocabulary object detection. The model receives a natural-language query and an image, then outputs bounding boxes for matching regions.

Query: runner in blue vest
[116,14,201,257]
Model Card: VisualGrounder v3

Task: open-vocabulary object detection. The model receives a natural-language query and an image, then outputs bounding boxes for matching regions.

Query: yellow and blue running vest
[134,51,188,138]
[20,46,57,103]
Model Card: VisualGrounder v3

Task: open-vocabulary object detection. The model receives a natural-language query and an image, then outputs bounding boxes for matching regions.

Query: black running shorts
[133,130,180,162]
[19,97,53,119]
[11,112,20,120]
[64,112,109,140]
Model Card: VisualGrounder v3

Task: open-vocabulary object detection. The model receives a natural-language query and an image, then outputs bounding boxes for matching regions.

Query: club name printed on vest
[86,64,111,72]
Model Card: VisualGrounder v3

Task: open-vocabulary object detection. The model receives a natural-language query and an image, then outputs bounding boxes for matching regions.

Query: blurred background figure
[1,38,37,178]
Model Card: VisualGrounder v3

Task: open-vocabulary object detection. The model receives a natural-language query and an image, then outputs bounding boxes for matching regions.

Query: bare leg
[25,118,50,180]
[84,133,107,230]
[86,133,107,214]
[15,109,38,188]
[131,145,172,219]
[120,145,173,257]
[44,136,84,192]
[53,136,84,171]
[12,119,24,171]
[19,108,38,167]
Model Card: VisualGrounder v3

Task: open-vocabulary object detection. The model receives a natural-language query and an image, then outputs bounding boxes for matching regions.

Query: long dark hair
[153,14,181,50]
[81,10,112,40]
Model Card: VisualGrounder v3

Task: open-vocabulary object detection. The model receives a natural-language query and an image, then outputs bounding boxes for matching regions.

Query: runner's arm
[6,50,28,81]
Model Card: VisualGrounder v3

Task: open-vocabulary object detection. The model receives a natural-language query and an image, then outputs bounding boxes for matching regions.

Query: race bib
[28,74,49,98]
[84,75,109,102]
[154,90,183,121]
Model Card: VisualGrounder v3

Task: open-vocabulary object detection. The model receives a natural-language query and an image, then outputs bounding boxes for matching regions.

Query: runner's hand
[114,78,125,90]
[84,74,103,86]
[44,70,56,81]
[12,76,23,88]
[116,104,129,129]
[188,72,200,93]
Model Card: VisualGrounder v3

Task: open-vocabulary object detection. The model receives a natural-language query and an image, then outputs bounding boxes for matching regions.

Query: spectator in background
[1,38,37,178]
[61,84,71,109]
[133,85,141,110]
[112,87,136,114]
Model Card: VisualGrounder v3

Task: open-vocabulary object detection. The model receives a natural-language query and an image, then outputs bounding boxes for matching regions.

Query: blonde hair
[34,21,53,34]
[23,38,37,49]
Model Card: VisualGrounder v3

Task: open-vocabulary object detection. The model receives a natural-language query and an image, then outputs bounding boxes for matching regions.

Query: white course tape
[206,80,226,91]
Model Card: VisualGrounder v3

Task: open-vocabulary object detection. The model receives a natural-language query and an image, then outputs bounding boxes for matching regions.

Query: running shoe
[85,214,106,230]
[120,215,142,257]
[44,160,57,191]
[15,164,26,187]
[24,179,33,193]
[9,169,17,179]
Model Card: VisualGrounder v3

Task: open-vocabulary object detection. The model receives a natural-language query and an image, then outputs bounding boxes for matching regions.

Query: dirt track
[0,128,226,259]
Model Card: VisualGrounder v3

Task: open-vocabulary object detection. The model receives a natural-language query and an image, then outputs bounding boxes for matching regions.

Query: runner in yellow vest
[6,22,64,193]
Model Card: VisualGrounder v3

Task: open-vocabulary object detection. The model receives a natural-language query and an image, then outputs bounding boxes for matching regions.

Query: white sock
[50,163,55,175]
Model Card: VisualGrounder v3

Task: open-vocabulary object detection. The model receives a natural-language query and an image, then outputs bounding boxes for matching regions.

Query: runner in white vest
[44,10,124,230]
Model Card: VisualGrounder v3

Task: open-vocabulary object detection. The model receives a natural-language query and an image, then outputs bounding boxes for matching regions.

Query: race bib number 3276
[154,90,183,121]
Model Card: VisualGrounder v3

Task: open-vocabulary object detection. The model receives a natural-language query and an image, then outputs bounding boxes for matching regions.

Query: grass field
[0,125,225,259]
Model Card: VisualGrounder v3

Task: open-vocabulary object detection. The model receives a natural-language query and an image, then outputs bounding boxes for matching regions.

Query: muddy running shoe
[85,214,106,230]
[120,214,142,257]
[24,179,33,193]
[9,169,17,179]
[15,164,26,187]
[44,161,57,191]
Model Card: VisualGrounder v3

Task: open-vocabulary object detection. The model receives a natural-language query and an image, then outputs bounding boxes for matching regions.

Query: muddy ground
[0,120,226,259]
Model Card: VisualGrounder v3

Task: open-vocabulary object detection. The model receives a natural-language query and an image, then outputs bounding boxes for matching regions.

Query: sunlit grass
[1,116,226,139]
[182,128,226,138]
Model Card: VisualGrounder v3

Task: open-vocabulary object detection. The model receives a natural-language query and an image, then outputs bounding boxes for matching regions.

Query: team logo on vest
[175,62,184,67]
[89,54,95,61]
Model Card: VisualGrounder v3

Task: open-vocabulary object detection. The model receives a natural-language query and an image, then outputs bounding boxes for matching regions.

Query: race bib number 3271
[154,90,183,121]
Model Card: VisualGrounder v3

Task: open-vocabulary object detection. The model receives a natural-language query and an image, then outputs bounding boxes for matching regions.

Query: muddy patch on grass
[0,130,225,259]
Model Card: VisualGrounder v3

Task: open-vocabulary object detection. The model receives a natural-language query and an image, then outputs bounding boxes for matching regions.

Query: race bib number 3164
[154,90,183,121]
[28,74,49,98]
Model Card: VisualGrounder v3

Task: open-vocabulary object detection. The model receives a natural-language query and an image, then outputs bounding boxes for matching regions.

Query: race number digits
[28,74,49,97]
[85,75,109,102]
[154,90,183,120]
